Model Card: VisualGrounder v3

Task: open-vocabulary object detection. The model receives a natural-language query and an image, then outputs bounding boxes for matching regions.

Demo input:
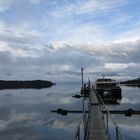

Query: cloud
[44,0,139,44]
[0,38,140,81]
[77,0,127,15]
[51,0,128,18]
[0,20,43,58]
[0,21,41,44]
[104,63,137,71]
[0,113,40,131]
[0,0,140,81]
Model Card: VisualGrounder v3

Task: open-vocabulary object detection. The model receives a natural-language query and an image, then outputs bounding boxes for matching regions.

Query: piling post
[81,68,86,134]
[81,68,84,111]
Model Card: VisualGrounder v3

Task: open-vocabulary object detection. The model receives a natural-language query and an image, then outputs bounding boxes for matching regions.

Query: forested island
[0,80,54,89]
[120,78,140,85]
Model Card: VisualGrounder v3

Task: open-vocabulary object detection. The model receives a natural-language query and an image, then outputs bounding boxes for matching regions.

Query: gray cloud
[0,39,140,81]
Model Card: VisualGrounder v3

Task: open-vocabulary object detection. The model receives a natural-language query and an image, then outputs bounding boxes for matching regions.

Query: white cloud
[51,0,128,18]
[104,63,137,71]
[0,20,42,57]
[78,0,127,14]
[0,21,41,40]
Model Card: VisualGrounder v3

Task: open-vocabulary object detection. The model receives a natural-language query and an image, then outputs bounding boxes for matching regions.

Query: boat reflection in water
[95,78,122,105]
[102,97,121,105]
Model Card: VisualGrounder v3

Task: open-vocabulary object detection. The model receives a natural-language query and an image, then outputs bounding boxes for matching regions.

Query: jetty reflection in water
[103,98,121,105]
[0,83,139,140]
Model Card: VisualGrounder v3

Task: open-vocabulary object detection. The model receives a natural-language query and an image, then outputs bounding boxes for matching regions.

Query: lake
[0,83,139,140]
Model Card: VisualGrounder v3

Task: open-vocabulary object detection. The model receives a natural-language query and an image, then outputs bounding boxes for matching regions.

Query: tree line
[0,80,54,89]
[120,79,140,85]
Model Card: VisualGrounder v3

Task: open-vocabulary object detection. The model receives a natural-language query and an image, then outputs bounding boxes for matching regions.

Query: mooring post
[81,68,86,134]
[81,68,84,111]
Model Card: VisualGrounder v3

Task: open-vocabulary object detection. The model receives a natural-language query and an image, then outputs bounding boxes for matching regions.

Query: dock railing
[74,68,89,140]
[74,87,125,140]
[94,89,126,140]
[74,118,82,140]
[74,110,87,140]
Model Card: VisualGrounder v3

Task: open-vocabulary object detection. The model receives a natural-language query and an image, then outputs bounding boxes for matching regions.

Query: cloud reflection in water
[0,83,82,140]
[0,83,139,139]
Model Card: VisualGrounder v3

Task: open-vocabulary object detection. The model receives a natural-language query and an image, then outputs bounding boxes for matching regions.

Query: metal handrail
[74,119,82,140]
[94,90,126,140]
[74,110,86,140]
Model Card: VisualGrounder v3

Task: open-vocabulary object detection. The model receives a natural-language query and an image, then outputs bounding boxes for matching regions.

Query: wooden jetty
[51,69,126,140]
[52,84,126,140]
[85,89,109,140]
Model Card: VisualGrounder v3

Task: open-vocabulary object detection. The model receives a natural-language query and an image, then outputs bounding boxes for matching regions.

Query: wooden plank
[90,90,98,104]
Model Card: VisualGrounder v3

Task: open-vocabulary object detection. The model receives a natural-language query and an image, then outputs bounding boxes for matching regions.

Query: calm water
[108,85,140,140]
[0,83,139,140]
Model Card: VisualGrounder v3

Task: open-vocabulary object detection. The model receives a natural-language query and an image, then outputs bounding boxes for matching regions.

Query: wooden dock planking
[90,90,98,104]
[86,90,109,140]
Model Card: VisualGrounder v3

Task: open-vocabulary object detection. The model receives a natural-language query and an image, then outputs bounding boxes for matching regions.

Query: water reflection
[101,91,122,105]
[108,85,140,140]
[103,98,121,105]
[0,83,139,139]
[0,83,82,140]
[122,84,140,88]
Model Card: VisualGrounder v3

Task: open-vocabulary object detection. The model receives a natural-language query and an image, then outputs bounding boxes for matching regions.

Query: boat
[94,78,122,99]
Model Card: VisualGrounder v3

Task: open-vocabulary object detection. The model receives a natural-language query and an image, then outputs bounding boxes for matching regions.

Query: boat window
[96,83,117,88]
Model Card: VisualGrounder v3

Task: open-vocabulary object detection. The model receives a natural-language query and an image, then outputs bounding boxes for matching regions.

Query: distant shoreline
[0,80,55,89]
[120,78,140,87]
[120,83,140,88]
[120,79,140,85]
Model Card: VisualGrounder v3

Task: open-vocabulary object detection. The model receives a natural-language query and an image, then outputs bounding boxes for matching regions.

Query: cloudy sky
[0,0,140,82]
